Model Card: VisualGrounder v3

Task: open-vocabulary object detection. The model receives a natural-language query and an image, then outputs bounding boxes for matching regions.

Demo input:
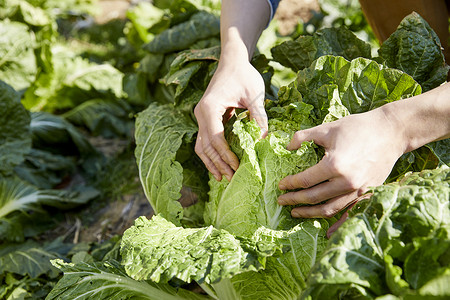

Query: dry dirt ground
[56,0,320,244]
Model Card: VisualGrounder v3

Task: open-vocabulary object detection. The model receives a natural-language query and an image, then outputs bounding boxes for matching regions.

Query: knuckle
[210,136,222,149]
[305,189,320,204]
[320,206,339,219]
[327,158,346,176]
[293,174,312,189]
[341,177,361,192]
[194,142,203,155]
[292,131,303,142]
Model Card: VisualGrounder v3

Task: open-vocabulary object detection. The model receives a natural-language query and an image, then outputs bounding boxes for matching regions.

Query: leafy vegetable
[303,167,450,299]
[271,27,372,72]
[0,20,37,91]
[134,103,198,225]
[143,11,220,54]
[0,80,31,176]
[47,259,209,300]
[378,12,449,92]
[121,215,282,284]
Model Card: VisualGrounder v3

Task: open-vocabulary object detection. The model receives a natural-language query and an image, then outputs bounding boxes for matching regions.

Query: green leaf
[121,215,282,284]
[29,111,104,175]
[0,20,37,91]
[0,80,31,176]
[22,46,125,112]
[0,177,99,241]
[144,11,220,54]
[303,167,450,298]
[14,149,76,189]
[378,12,449,92]
[271,27,372,72]
[47,259,209,300]
[62,98,133,138]
[134,103,198,225]
[0,240,60,278]
[294,55,421,123]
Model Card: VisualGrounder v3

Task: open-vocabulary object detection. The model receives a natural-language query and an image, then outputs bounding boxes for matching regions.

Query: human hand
[277,108,406,221]
[194,59,268,181]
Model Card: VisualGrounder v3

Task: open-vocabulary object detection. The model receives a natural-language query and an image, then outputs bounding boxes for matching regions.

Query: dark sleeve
[266,0,282,21]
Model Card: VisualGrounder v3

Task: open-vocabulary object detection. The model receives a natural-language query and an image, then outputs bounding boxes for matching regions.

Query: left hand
[277,108,406,221]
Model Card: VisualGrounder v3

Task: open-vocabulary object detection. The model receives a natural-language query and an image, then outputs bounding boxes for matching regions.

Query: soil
[275,0,320,35]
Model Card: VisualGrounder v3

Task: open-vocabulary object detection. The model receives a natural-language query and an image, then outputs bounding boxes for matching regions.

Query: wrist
[220,35,253,63]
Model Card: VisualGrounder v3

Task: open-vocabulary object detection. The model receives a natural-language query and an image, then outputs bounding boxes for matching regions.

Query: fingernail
[291,211,300,218]
[277,197,284,205]
[225,174,232,182]
[279,183,286,190]
[215,175,221,181]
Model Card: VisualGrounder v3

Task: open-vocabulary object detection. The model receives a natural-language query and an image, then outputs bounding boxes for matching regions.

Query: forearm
[382,82,450,153]
[220,0,271,62]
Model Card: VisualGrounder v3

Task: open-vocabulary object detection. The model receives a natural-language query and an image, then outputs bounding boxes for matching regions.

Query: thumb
[247,94,268,138]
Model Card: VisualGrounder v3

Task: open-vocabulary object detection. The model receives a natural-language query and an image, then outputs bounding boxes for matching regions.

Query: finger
[278,177,354,206]
[202,108,240,172]
[247,93,268,138]
[327,211,349,238]
[279,160,331,191]
[203,136,235,181]
[195,136,221,181]
[210,133,239,172]
[287,127,326,151]
[326,193,370,238]
[290,191,359,219]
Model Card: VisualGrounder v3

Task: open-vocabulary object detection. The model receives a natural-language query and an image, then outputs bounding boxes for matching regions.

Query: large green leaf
[144,11,220,54]
[271,27,371,72]
[121,215,282,284]
[0,177,99,241]
[294,55,421,123]
[134,103,198,225]
[14,149,76,189]
[62,98,133,138]
[0,20,37,91]
[378,12,449,92]
[303,167,450,299]
[47,259,209,300]
[0,80,31,176]
[22,45,125,112]
[0,240,60,278]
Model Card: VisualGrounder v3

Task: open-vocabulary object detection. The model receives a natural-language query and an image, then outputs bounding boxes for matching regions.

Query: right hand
[194,59,268,181]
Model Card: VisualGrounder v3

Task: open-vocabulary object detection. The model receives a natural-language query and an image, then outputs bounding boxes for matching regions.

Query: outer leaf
[62,98,133,138]
[134,103,197,224]
[271,27,371,72]
[303,167,450,298]
[378,12,449,92]
[144,11,220,54]
[0,177,99,241]
[0,240,60,278]
[294,55,421,123]
[0,20,37,91]
[47,259,209,300]
[22,46,125,112]
[426,139,450,166]
[14,149,76,189]
[0,80,31,175]
[29,111,104,175]
[230,220,329,300]
[121,215,282,284]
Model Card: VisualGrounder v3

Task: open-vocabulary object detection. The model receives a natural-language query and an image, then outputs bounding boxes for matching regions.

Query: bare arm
[194,0,271,181]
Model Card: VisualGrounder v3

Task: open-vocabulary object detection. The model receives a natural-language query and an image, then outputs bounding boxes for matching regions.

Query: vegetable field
[0,0,449,299]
